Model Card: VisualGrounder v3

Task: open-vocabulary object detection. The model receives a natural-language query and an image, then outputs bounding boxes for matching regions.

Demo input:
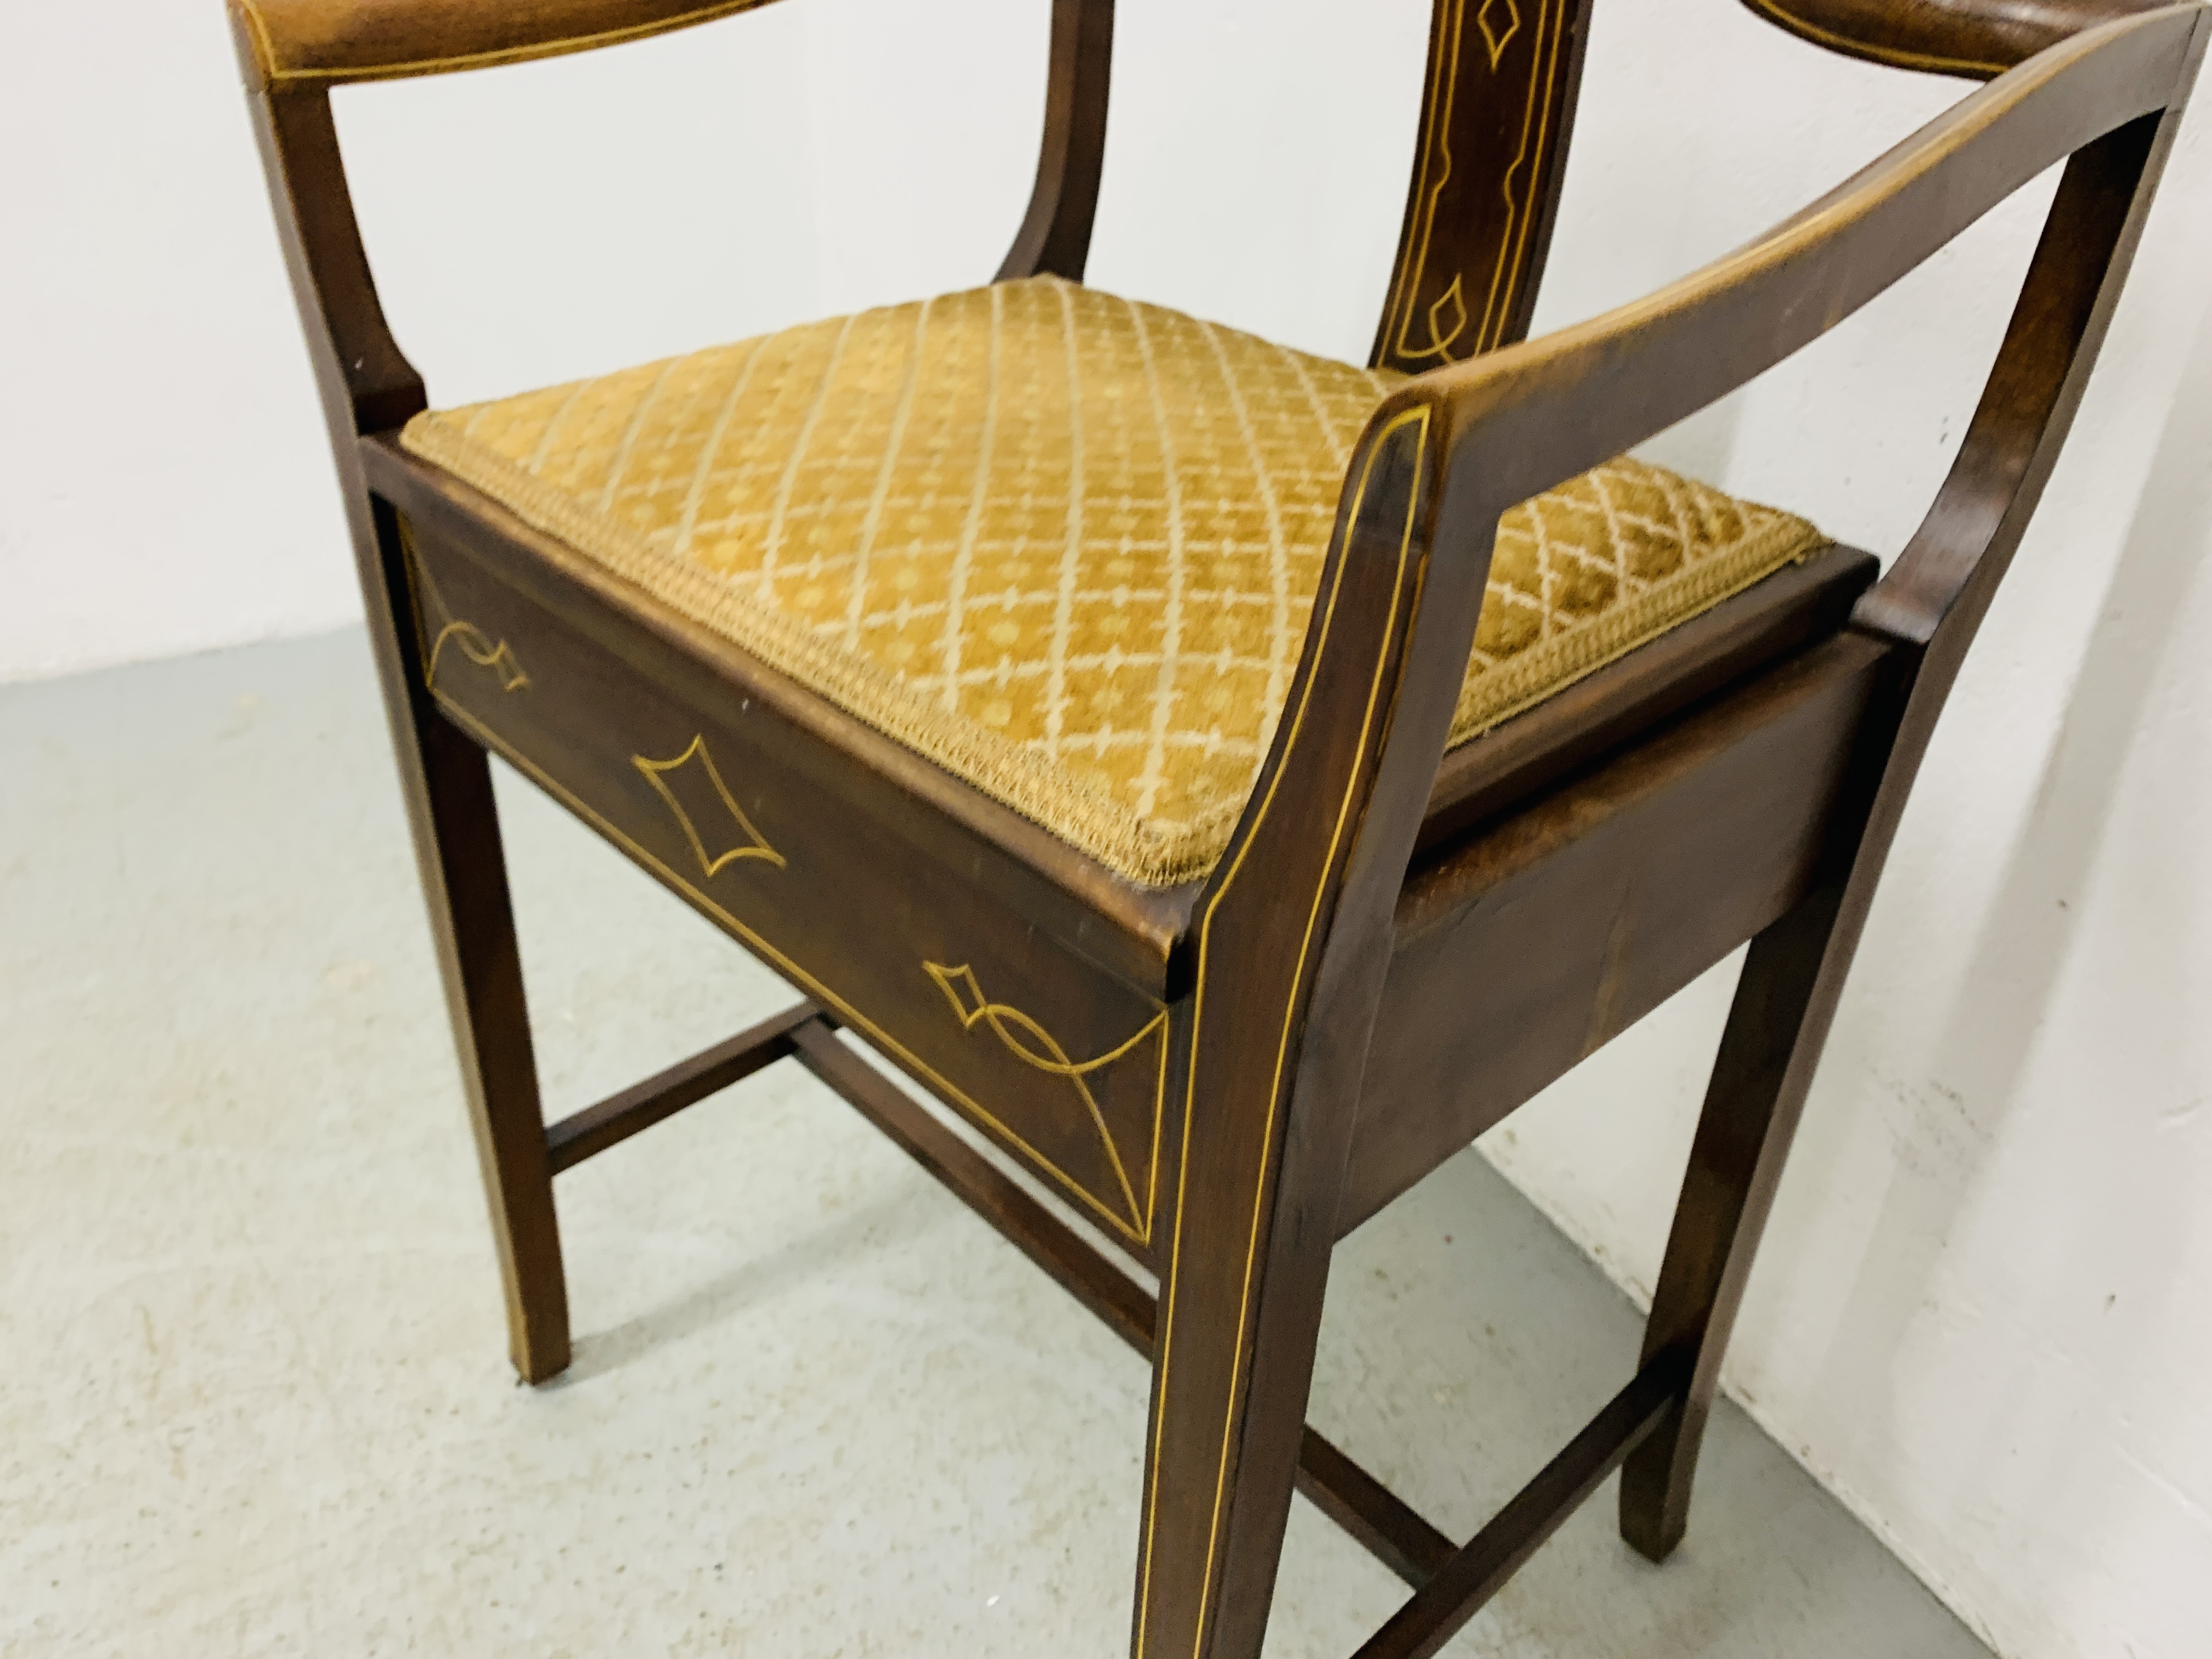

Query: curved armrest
[1190,3,2204,1054]
[1745,0,2179,80]
[1145,16,2202,1567]
[228,0,780,87]
[1398,3,2201,630]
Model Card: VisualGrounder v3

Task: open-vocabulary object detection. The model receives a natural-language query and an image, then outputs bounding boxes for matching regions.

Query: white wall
[5,2,2209,1655]
[1488,17,2212,1659]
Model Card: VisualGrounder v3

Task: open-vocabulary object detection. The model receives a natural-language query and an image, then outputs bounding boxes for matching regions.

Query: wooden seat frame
[232,1,2205,1654]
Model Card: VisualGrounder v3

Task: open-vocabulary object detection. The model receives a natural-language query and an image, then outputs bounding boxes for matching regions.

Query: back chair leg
[1618,884,1848,1560]
[365,497,571,1384]
[1621,63,2194,1567]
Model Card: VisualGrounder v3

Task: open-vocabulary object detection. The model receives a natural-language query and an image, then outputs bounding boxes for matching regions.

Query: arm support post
[241,77,425,439]
[997,0,1115,281]
[1128,15,2203,1647]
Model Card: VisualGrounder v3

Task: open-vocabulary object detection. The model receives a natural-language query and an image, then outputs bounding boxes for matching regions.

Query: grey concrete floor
[1,631,1992,1658]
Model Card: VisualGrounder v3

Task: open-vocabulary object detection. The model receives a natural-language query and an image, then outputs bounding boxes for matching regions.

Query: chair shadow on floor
[552,1150,949,1387]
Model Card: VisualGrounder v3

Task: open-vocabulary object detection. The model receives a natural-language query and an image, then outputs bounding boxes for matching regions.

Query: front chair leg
[1619,885,1849,1560]
[1130,402,1440,1656]
[1133,1152,1340,1659]
[366,498,571,1384]
[1132,1015,1360,1659]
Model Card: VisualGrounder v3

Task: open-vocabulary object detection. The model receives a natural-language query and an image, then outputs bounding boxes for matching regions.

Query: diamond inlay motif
[1477,0,1523,68]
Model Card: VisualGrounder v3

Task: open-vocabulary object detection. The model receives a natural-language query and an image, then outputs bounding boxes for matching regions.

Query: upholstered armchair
[231,1,2204,1654]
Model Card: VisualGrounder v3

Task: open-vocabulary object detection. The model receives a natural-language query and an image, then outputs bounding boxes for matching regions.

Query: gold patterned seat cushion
[402,276,1825,887]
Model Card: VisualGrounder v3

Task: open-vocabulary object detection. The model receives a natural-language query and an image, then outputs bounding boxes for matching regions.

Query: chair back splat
[227,1,2209,1655]
[1372,0,1596,372]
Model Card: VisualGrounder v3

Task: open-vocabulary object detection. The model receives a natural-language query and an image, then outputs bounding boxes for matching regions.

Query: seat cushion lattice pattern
[402,277,1825,887]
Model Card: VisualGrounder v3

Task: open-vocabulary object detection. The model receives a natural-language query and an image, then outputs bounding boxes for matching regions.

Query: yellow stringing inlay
[1477,0,1523,67]
[427,621,529,693]
[633,735,786,876]
[402,525,531,697]
[1142,408,1427,1657]
[925,961,1163,1230]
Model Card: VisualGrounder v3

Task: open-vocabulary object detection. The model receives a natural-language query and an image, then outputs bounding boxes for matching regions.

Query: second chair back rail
[229,1,2207,1654]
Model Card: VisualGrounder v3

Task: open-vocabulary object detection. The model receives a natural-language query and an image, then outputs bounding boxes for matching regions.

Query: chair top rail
[228,0,784,87]
[1745,0,2180,80]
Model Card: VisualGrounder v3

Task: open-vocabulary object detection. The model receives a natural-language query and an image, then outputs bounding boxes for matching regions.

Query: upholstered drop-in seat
[402,276,1829,887]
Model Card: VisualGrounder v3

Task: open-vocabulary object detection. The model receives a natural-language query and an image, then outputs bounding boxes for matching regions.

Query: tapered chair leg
[1131,1011,1364,1659]
[365,498,571,1384]
[1619,886,1849,1560]
[1132,1175,1338,1659]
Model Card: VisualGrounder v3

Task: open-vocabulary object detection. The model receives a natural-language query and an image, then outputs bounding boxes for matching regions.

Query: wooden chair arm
[1182,5,2204,1165]
[1745,0,2180,79]
[1163,21,2206,1440]
[235,0,1113,437]
[1390,2,2202,635]
[228,0,779,87]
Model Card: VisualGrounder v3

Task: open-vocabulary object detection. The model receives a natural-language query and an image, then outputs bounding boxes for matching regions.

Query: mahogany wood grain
[396,501,1180,1256]
[1136,13,2204,1650]
[997,0,1114,283]
[1372,0,1594,374]
[545,1000,820,1174]
[368,503,573,1384]
[1746,0,2176,77]
[227,1,2210,1652]
[245,84,421,437]
[230,0,778,86]
[1623,75,2203,1561]
[235,17,568,1383]
[1342,632,1889,1239]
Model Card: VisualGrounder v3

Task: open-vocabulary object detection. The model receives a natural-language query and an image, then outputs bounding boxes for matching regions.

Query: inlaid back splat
[1372,0,1596,373]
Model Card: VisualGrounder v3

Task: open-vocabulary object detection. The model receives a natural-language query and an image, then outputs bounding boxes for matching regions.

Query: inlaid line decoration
[400,524,531,696]
[427,621,530,693]
[1425,275,1470,366]
[1379,0,1568,366]
[634,735,787,877]
[1477,0,1523,67]
[924,961,1165,1234]
[435,695,1148,1247]
[1385,0,1470,364]
[1137,405,1432,1658]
